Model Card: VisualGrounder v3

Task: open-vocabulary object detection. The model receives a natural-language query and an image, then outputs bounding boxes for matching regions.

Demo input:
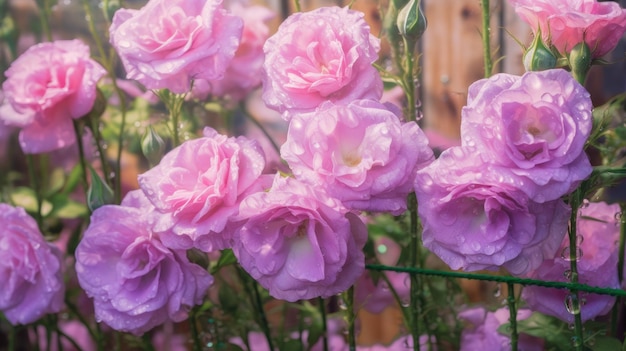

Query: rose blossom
[509,0,626,58]
[262,6,383,116]
[0,204,65,325]
[282,100,433,214]
[459,307,543,351]
[192,2,275,102]
[0,39,106,154]
[138,127,266,252]
[109,0,243,94]
[75,203,213,335]
[415,146,570,276]
[233,175,367,301]
[461,69,592,202]
[522,201,620,323]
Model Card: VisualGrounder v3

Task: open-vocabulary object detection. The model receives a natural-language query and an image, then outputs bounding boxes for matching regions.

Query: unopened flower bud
[87,165,114,212]
[141,126,165,167]
[523,31,557,72]
[568,42,592,85]
[396,0,427,41]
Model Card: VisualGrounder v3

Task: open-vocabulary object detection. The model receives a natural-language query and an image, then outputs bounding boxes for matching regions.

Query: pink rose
[0,204,65,325]
[459,307,543,351]
[192,3,275,102]
[233,175,367,301]
[461,70,593,202]
[509,0,626,57]
[75,204,213,335]
[138,127,267,252]
[0,39,106,154]
[522,201,620,323]
[282,100,433,214]
[415,147,570,276]
[262,6,383,116]
[109,0,243,94]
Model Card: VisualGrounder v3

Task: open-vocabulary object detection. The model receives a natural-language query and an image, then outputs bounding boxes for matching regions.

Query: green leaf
[49,194,88,219]
[211,249,238,274]
[9,186,52,217]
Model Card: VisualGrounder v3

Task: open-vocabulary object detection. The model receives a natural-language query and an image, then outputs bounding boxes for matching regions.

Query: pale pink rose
[415,147,570,276]
[262,6,383,116]
[0,204,65,325]
[509,0,626,57]
[233,175,367,301]
[75,204,213,335]
[0,39,106,154]
[282,100,433,214]
[522,201,620,323]
[460,307,543,351]
[109,0,243,94]
[138,127,267,252]
[461,70,593,203]
[192,2,275,102]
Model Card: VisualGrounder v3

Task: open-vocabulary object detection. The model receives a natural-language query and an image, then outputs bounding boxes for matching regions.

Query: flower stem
[480,0,493,78]
[345,286,356,351]
[189,309,202,351]
[611,203,626,336]
[73,121,91,209]
[506,282,518,351]
[26,154,43,230]
[80,0,127,203]
[8,322,15,351]
[568,195,584,351]
[318,297,329,351]
[408,193,422,351]
[252,281,275,351]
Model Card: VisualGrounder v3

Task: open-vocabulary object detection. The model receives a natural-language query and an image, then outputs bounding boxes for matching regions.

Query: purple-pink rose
[461,69,592,202]
[192,2,275,102]
[233,175,367,302]
[262,6,383,116]
[0,204,65,325]
[138,127,266,252]
[109,0,243,94]
[459,307,543,351]
[0,39,106,154]
[415,146,570,276]
[522,201,620,323]
[282,100,433,214]
[75,204,213,335]
[509,0,626,58]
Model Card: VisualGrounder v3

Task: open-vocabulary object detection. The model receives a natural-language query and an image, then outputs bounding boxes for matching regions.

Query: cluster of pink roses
[415,69,592,276]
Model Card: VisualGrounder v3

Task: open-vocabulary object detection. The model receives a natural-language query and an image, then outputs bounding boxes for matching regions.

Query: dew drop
[564,293,581,315]
[376,244,388,254]
[560,246,583,261]
[493,285,501,298]
[571,336,582,347]
[563,269,572,279]
[575,235,584,246]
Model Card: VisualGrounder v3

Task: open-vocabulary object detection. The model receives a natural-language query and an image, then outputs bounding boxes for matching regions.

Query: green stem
[241,103,282,156]
[401,36,417,122]
[26,154,43,230]
[57,328,85,351]
[293,0,301,12]
[611,203,626,336]
[567,196,584,351]
[64,297,98,344]
[252,281,275,351]
[38,0,53,41]
[81,0,127,203]
[507,282,518,351]
[189,309,202,351]
[345,286,356,351]
[480,0,493,78]
[318,297,329,351]
[89,116,112,190]
[408,193,421,351]
[8,323,15,351]
[73,121,91,206]
[142,334,156,351]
